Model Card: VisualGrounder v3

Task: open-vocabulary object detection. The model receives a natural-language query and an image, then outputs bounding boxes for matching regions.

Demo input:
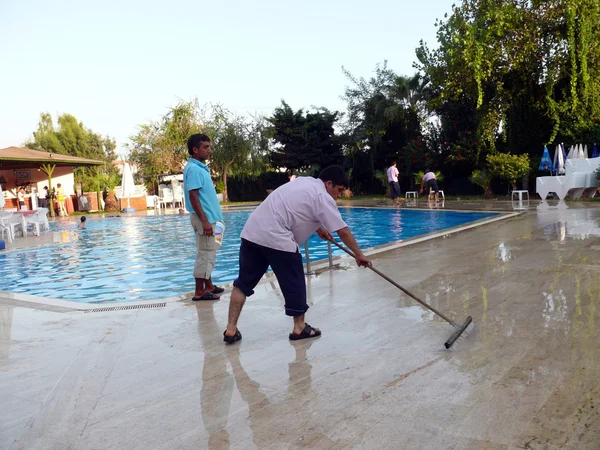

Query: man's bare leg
[291,315,320,336]
[194,278,205,298]
[205,277,215,291]
[225,287,246,337]
[194,278,218,298]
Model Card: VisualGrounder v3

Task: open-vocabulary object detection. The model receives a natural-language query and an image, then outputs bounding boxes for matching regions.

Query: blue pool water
[0,208,498,303]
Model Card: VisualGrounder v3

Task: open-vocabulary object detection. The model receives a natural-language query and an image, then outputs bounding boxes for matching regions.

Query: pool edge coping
[0,210,521,310]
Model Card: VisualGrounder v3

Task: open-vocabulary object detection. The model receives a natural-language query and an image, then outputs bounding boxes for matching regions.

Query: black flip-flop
[192,292,220,301]
[211,286,225,294]
[289,323,321,341]
[223,329,242,344]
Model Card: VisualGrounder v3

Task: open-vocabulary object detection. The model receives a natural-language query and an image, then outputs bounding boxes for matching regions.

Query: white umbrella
[554,144,565,175]
[578,144,585,159]
[121,162,136,210]
[567,146,575,159]
[584,144,588,158]
[0,183,4,209]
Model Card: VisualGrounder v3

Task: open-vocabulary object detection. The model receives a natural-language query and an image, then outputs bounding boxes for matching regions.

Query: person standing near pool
[420,169,440,201]
[184,133,225,301]
[223,165,372,344]
[56,183,68,216]
[38,186,49,209]
[387,161,401,206]
[17,187,26,211]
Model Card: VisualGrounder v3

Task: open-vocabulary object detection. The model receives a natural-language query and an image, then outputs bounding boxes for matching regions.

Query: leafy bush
[227,172,288,202]
[469,170,493,198]
[215,180,225,194]
[486,153,530,190]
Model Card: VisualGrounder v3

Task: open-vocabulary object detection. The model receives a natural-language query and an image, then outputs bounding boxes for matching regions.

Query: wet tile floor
[1,201,600,449]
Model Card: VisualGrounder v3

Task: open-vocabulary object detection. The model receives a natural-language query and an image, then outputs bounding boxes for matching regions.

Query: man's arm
[189,189,213,236]
[419,178,425,193]
[336,227,371,267]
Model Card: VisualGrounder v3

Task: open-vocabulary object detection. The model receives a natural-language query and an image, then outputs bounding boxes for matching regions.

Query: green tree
[487,153,530,191]
[128,100,204,193]
[26,112,118,194]
[469,169,493,198]
[268,101,343,173]
[129,100,269,199]
[209,107,268,202]
[416,0,600,164]
[341,62,426,193]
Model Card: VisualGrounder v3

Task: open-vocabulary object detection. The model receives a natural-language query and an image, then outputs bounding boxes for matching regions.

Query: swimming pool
[0,208,498,303]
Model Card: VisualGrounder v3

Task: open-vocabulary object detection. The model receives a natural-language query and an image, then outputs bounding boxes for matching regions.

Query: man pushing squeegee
[223,165,471,349]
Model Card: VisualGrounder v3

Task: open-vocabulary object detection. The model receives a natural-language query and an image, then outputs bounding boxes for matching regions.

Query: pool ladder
[303,240,334,275]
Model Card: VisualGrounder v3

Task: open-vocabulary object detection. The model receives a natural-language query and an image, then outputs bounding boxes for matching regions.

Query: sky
[0,0,454,157]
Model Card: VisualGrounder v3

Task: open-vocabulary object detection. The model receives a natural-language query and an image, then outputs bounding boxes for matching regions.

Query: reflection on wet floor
[3,201,600,448]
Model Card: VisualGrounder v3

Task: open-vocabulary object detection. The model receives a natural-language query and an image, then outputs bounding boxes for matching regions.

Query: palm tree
[389,74,433,121]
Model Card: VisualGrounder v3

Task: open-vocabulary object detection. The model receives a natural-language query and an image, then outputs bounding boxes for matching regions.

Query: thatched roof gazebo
[0,147,104,216]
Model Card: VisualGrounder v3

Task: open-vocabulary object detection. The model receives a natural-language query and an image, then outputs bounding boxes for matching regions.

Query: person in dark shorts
[223,165,372,344]
[387,161,401,206]
[420,169,440,201]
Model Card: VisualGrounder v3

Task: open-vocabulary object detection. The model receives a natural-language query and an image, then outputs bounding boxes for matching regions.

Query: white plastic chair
[38,208,50,231]
[24,210,44,236]
[0,223,12,243]
[160,188,174,208]
[172,185,184,208]
[0,211,24,238]
[153,195,162,211]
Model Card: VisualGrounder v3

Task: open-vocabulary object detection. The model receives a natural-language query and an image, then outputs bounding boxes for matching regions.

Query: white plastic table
[511,190,529,202]
[511,190,530,209]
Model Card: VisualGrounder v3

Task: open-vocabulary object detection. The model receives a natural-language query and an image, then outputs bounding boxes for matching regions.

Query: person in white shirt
[38,186,49,208]
[17,187,27,211]
[420,168,440,201]
[387,161,401,206]
[223,165,371,344]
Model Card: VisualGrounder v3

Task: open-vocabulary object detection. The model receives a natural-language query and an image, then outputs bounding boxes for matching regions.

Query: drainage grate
[84,303,167,313]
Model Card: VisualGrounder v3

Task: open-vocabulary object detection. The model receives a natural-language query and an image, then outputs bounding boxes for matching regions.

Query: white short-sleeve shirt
[241,177,348,252]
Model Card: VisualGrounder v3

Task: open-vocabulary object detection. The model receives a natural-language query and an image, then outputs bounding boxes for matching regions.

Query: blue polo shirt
[183,158,223,223]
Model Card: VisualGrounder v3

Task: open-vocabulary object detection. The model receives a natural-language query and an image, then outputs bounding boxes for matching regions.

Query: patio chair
[24,210,45,236]
[0,222,12,243]
[152,195,162,211]
[34,207,50,231]
[160,188,174,208]
[172,185,184,208]
[0,211,24,238]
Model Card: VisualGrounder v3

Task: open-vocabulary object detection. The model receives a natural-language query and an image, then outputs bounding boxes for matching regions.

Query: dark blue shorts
[389,181,401,199]
[426,179,439,193]
[233,239,308,317]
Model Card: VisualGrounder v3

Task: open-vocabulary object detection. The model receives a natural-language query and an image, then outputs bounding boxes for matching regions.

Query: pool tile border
[0,211,520,309]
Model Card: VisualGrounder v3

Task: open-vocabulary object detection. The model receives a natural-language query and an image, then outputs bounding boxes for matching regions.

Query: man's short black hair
[81,216,86,222]
[187,133,211,155]
[319,165,349,188]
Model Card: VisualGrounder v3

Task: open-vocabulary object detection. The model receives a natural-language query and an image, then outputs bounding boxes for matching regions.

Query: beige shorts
[190,214,217,279]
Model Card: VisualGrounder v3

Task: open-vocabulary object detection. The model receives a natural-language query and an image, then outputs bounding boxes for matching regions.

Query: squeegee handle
[329,239,456,327]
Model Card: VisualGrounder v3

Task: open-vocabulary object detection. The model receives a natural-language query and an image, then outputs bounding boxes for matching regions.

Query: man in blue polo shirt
[184,133,224,301]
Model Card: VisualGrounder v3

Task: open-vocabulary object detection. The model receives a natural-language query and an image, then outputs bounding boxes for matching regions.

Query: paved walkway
[1,201,600,449]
